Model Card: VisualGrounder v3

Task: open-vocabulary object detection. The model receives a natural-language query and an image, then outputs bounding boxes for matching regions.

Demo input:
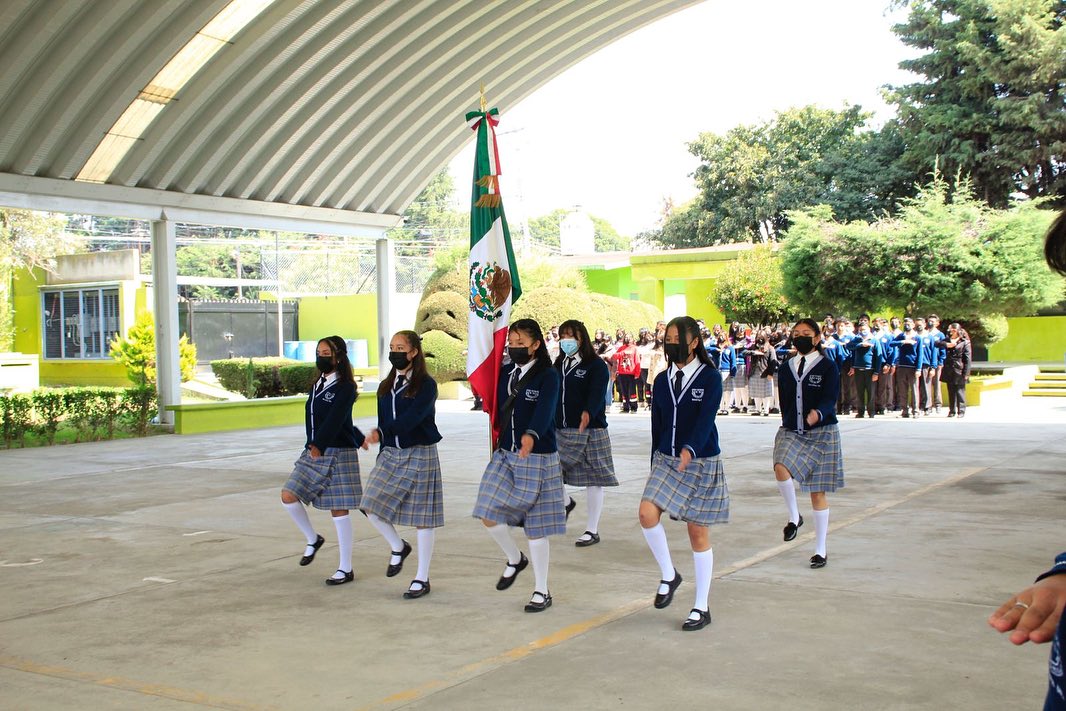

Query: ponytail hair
[509,318,552,372]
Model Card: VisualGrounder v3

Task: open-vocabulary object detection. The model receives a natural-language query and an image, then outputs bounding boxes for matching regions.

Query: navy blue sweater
[305,379,365,451]
[893,332,924,369]
[707,344,737,376]
[849,336,883,370]
[556,356,609,430]
[376,374,443,449]
[497,363,559,453]
[650,362,723,459]
[777,354,839,433]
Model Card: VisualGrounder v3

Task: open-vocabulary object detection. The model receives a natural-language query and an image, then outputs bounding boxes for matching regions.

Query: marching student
[927,315,946,414]
[639,316,728,632]
[554,319,617,547]
[473,318,565,613]
[848,321,883,418]
[280,336,368,585]
[731,325,751,413]
[939,323,972,418]
[361,330,443,599]
[915,317,936,416]
[745,331,777,416]
[709,334,737,415]
[773,318,845,569]
[892,317,924,418]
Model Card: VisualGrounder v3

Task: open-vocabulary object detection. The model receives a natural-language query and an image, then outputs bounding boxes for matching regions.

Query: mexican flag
[465,107,521,444]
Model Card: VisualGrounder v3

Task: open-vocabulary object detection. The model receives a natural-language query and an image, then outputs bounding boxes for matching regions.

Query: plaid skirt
[283,447,363,510]
[720,372,734,393]
[749,373,773,398]
[556,427,618,487]
[361,444,444,528]
[773,426,845,493]
[642,451,730,526]
[733,367,748,389]
[472,449,566,538]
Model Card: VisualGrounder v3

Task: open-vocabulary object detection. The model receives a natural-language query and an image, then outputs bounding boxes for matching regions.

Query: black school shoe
[496,552,528,590]
[299,534,325,566]
[565,497,577,520]
[386,540,412,577]
[524,591,552,612]
[783,515,804,542]
[809,554,828,569]
[325,569,354,586]
[654,569,683,609]
[681,608,711,632]
[575,531,600,547]
[403,580,430,599]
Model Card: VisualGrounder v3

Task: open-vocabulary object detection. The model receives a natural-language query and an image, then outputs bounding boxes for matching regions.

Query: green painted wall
[167,393,376,434]
[685,279,726,326]
[987,316,1066,363]
[296,294,379,366]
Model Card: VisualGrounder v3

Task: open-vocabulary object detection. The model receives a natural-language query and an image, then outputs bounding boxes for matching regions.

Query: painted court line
[356,464,989,711]
[0,655,276,711]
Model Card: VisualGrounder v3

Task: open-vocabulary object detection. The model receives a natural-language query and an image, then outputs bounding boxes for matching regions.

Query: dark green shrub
[211,357,299,398]
[122,385,157,436]
[1,393,33,448]
[279,363,317,395]
[62,388,97,442]
[421,330,466,382]
[414,291,468,339]
[93,388,124,440]
[32,389,66,445]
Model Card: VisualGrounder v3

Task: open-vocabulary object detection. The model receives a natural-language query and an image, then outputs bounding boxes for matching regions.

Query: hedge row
[1,386,157,448]
[210,358,344,398]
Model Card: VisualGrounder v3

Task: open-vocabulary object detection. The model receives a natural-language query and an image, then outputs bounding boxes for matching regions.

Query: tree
[110,311,197,385]
[528,208,632,252]
[656,106,918,248]
[387,169,469,243]
[0,209,84,350]
[888,0,1066,206]
[711,244,791,328]
[780,178,1064,344]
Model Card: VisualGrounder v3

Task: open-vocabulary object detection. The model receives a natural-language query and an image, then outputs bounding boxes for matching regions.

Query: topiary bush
[509,287,663,336]
[279,363,318,395]
[110,311,197,385]
[211,357,299,398]
[420,330,467,382]
[415,290,468,338]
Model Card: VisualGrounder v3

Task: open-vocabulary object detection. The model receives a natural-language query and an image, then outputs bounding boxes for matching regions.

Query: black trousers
[947,375,967,414]
[617,374,637,411]
[637,368,649,403]
[853,369,876,417]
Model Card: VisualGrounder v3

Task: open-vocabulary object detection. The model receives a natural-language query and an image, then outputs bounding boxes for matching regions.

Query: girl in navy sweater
[773,318,845,569]
[280,336,368,585]
[554,319,616,547]
[473,318,564,613]
[362,330,443,599]
[640,316,728,632]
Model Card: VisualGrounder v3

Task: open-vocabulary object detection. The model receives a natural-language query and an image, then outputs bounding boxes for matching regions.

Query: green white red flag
[465,106,521,443]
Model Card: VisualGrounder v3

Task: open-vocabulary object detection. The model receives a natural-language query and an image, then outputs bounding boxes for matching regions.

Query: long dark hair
[791,318,824,354]
[666,316,713,367]
[316,335,357,391]
[509,318,552,372]
[1045,210,1066,276]
[553,319,597,368]
[377,330,428,399]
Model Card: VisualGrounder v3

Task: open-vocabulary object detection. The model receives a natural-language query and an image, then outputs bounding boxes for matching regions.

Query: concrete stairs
[1022,369,1066,397]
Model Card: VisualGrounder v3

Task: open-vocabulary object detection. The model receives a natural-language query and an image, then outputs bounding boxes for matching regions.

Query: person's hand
[578,411,590,434]
[367,429,380,445]
[678,447,693,472]
[805,409,821,428]
[360,439,369,450]
[308,444,322,459]
[988,574,1066,645]
[518,434,535,459]
[891,366,897,374]
[848,368,855,377]
[872,374,879,382]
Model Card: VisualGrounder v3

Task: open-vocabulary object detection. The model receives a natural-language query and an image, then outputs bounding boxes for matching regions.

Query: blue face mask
[559,338,579,356]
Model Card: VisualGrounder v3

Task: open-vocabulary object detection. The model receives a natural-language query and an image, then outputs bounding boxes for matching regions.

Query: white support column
[151,217,181,426]
[375,237,394,380]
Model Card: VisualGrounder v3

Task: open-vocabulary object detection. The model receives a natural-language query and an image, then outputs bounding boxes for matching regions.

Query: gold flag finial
[479,82,487,112]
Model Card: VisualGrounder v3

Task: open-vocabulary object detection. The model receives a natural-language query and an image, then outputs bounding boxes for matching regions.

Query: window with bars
[41,287,121,359]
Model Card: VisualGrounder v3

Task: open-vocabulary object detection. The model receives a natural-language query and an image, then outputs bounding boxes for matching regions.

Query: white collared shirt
[790,351,822,379]
[315,371,338,395]
[667,356,703,394]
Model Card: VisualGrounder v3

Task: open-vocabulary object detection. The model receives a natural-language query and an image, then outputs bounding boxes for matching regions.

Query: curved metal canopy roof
[0,0,699,232]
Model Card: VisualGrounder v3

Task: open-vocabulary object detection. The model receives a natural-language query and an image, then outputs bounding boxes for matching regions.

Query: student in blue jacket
[473,318,564,613]
[848,321,883,419]
[773,318,845,569]
[708,334,737,416]
[639,315,728,632]
[554,319,617,547]
[915,317,937,415]
[361,330,443,599]
[989,552,1066,710]
[927,314,946,413]
[874,317,897,414]
[281,336,368,586]
[892,317,924,418]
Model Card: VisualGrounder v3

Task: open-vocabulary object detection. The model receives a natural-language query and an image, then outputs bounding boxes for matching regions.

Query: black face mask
[508,346,532,365]
[388,351,411,370]
[664,341,688,364]
[792,336,815,355]
[316,356,335,374]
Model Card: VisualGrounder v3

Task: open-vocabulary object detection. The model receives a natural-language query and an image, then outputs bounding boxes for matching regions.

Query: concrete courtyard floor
[1,396,1064,710]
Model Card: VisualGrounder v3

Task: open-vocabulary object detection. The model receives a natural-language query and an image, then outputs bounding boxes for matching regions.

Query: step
[1022,390,1066,397]
[1034,374,1066,382]
[1030,380,1066,389]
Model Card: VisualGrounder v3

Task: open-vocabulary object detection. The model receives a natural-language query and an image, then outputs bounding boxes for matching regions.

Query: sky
[447,0,922,237]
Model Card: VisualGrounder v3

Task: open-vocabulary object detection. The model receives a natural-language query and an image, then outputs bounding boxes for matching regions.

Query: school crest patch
[691,388,704,400]
[524,389,539,401]
[469,261,512,322]
[322,392,335,402]
[808,375,822,385]
[574,369,587,378]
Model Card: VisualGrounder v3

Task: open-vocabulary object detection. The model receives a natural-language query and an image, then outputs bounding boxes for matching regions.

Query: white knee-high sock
[283,500,317,545]
[693,548,714,613]
[777,480,800,524]
[528,537,550,594]
[367,512,404,561]
[641,523,675,591]
[485,523,522,565]
[332,514,353,573]
[415,528,435,583]
[586,486,605,534]
[814,508,830,557]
